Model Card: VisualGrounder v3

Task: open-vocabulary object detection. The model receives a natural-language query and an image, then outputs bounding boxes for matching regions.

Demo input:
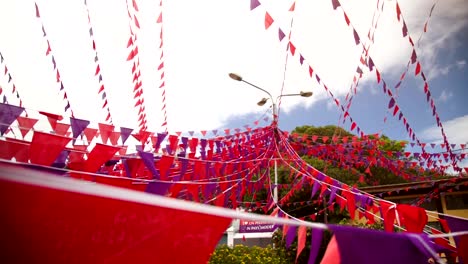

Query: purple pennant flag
[138,151,160,179]
[285,225,297,249]
[52,150,69,168]
[368,57,375,71]
[250,0,260,10]
[311,181,321,198]
[328,185,338,205]
[308,228,323,264]
[120,127,133,144]
[411,49,417,64]
[353,29,360,45]
[444,215,468,263]
[402,22,408,37]
[330,225,441,264]
[70,117,90,140]
[299,54,304,65]
[0,103,24,135]
[146,181,172,196]
[388,98,395,109]
[155,132,167,151]
[331,0,340,10]
[278,28,285,41]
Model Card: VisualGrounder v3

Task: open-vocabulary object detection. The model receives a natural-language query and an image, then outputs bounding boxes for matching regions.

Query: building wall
[442,191,468,219]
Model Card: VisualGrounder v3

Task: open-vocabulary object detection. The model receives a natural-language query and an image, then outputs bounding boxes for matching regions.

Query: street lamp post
[228,73,313,204]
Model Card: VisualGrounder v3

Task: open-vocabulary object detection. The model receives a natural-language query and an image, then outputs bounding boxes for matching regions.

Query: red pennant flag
[393,105,399,116]
[376,69,381,83]
[127,50,135,61]
[0,164,231,264]
[380,200,396,232]
[109,131,121,146]
[16,116,38,138]
[54,123,70,136]
[156,13,162,23]
[127,36,133,48]
[289,2,296,11]
[84,143,121,173]
[95,65,100,76]
[296,225,307,262]
[83,128,98,143]
[0,138,30,162]
[158,155,175,181]
[396,204,428,233]
[309,66,313,77]
[133,15,140,28]
[98,123,114,144]
[396,3,402,21]
[343,12,350,25]
[415,62,421,76]
[289,42,296,56]
[29,131,71,166]
[264,12,274,30]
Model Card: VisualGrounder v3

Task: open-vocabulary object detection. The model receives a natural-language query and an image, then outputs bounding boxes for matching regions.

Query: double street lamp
[228,73,313,203]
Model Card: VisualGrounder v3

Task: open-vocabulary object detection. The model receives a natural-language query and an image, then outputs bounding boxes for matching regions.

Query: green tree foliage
[208,245,288,264]
[290,125,410,187]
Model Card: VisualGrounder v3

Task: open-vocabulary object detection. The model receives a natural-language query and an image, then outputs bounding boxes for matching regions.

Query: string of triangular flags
[0,51,25,108]
[83,0,113,124]
[393,0,458,171]
[125,0,148,131]
[34,2,74,117]
[251,0,367,138]
[156,0,168,132]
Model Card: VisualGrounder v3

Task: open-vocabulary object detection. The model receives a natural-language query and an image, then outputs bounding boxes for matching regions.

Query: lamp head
[300,91,313,97]
[257,98,269,106]
[228,73,243,81]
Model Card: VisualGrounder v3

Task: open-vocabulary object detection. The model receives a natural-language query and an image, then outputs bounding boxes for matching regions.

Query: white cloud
[0,0,466,133]
[436,89,453,103]
[457,60,466,69]
[421,114,468,144]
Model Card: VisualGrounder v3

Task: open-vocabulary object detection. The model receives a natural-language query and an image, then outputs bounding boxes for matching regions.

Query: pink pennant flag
[264,12,274,30]
[289,42,296,55]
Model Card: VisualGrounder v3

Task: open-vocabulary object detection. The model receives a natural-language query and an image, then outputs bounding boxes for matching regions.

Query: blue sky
[0,0,467,167]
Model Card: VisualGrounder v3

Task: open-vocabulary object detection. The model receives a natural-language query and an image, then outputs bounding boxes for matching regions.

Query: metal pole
[272,102,278,204]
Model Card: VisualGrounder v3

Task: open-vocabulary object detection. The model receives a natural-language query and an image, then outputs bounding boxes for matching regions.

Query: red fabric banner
[0,163,231,264]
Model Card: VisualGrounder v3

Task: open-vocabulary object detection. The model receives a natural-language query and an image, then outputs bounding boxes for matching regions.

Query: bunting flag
[70,117,90,141]
[29,131,72,166]
[156,0,168,132]
[34,2,74,117]
[125,0,148,131]
[16,116,38,138]
[0,103,24,135]
[83,0,113,124]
